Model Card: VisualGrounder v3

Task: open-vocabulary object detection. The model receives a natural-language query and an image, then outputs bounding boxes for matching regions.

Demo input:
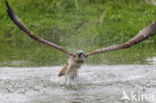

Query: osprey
[5,1,156,79]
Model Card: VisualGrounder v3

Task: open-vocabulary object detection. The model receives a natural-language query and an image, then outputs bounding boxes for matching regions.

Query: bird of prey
[5,1,156,79]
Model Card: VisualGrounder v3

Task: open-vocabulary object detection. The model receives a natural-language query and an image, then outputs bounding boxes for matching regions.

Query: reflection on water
[0,65,156,103]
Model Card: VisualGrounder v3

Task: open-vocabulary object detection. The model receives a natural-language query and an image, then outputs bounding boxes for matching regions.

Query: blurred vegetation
[0,0,156,66]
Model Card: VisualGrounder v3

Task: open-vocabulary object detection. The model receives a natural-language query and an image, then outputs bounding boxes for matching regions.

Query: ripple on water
[0,65,156,103]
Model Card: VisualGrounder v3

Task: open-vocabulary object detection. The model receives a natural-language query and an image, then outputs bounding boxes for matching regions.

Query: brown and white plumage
[86,22,156,56]
[5,1,75,57]
[5,1,156,79]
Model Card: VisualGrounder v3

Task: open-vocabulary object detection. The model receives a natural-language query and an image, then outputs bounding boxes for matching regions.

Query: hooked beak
[78,53,83,57]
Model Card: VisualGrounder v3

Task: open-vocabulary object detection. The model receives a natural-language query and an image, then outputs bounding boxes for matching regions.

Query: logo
[121,91,155,102]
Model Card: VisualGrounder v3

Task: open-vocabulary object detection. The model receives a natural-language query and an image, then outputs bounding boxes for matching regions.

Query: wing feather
[86,22,156,57]
[5,1,75,57]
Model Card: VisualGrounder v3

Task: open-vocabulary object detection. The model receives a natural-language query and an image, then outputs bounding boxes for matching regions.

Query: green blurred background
[0,0,156,66]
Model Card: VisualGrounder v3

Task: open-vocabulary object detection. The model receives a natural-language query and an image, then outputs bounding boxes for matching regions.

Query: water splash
[0,65,156,103]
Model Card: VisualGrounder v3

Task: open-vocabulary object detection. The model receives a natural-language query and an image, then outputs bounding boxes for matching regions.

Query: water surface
[0,65,156,103]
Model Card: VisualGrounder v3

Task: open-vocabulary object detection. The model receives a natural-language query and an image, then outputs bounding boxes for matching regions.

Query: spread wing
[5,1,75,57]
[86,22,156,57]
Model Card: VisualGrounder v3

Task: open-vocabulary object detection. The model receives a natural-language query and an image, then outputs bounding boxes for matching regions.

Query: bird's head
[72,50,86,63]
